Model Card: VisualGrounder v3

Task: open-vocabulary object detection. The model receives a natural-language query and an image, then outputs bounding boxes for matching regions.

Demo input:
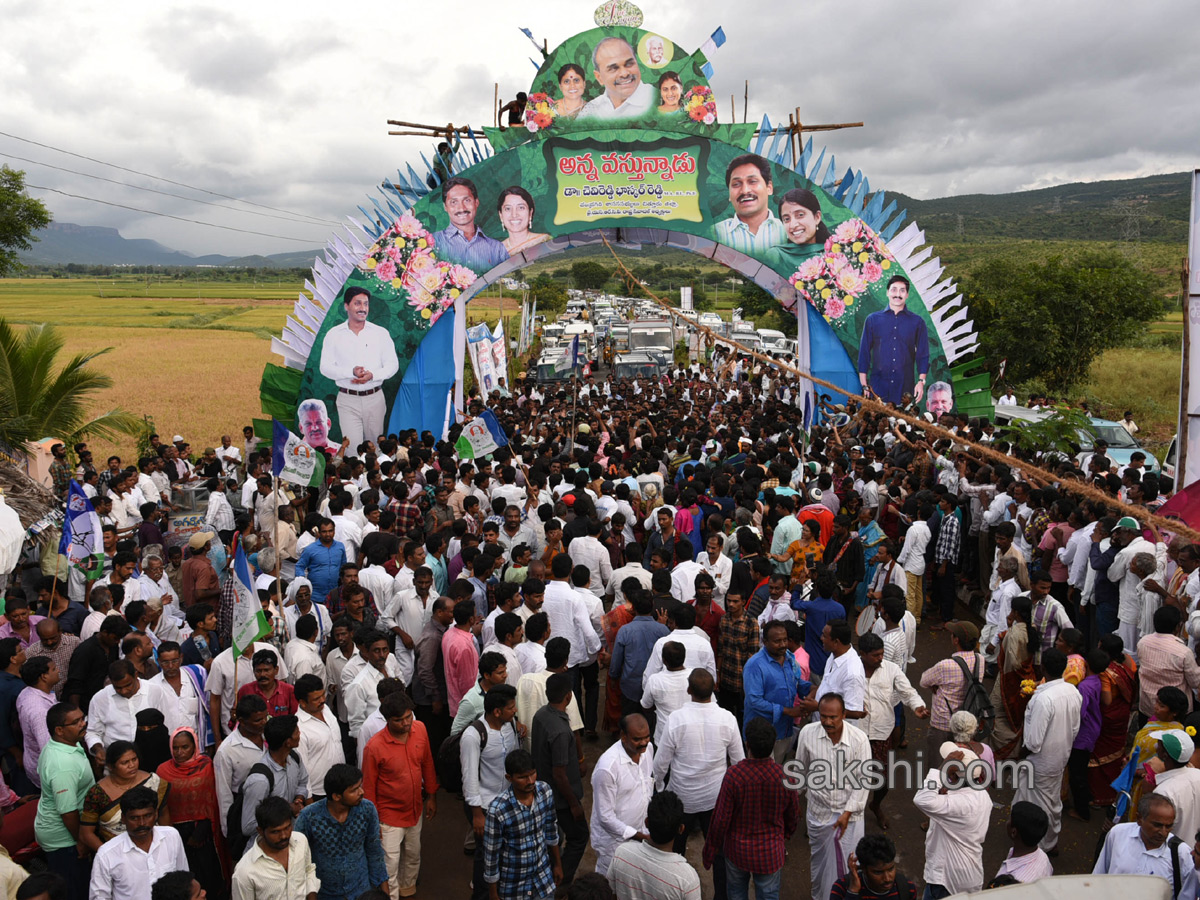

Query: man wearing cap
[180,532,220,608]
[319,286,399,459]
[1013,648,1081,855]
[1108,516,1165,656]
[1152,730,1200,843]
[1094,793,1198,899]
[913,742,993,895]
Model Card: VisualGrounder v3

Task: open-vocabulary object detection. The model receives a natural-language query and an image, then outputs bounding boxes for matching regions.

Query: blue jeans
[923,885,951,900]
[726,860,782,900]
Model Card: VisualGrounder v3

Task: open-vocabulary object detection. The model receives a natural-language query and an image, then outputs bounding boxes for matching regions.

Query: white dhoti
[1117,621,1140,661]
[395,646,415,687]
[980,623,1001,661]
[336,388,386,458]
[1013,760,1065,851]
[808,814,864,900]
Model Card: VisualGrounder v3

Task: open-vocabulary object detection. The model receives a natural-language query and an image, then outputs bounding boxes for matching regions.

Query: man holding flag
[60,481,106,584]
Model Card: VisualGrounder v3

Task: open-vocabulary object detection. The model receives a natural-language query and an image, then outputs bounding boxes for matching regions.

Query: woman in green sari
[765,188,831,270]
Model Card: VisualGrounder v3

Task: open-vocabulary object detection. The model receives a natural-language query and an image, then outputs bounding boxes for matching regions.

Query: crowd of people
[2,355,1198,900]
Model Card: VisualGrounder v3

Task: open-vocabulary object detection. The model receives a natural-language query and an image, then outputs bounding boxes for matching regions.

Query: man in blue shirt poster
[856,275,931,406]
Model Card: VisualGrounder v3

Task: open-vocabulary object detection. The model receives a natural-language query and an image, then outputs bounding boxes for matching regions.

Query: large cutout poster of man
[856,275,930,405]
[579,36,656,119]
[712,154,786,256]
[318,287,399,456]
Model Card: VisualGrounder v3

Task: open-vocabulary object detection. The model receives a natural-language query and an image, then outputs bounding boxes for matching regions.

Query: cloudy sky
[4,0,1196,257]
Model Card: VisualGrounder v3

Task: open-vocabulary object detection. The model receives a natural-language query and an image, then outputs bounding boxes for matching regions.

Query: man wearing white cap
[1013,648,1081,854]
[1107,515,1164,655]
[913,741,992,895]
[1153,730,1200,843]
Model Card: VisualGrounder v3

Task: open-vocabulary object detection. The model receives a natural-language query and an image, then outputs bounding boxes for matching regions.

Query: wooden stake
[494,83,499,127]
[744,80,749,124]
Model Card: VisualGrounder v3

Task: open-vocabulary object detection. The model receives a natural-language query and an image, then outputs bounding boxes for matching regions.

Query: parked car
[993,405,1160,472]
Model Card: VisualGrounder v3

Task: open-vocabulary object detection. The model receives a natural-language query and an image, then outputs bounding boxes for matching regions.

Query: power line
[0,151,335,229]
[26,184,321,244]
[0,130,341,227]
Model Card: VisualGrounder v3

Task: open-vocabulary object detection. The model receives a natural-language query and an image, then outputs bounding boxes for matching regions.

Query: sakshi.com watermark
[781,751,1034,792]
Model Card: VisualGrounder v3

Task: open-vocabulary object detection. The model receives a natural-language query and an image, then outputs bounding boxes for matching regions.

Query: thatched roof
[0,464,60,534]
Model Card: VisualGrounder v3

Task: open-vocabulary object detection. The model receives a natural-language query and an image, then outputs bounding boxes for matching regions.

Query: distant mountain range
[18,223,321,268]
[18,171,1190,268]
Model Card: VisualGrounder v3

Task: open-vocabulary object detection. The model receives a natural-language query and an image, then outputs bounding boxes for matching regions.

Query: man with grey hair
[926,380,954,417]
[982,556,1021,666]
[1133,551,1165,640]
[580,36,655,119]
[297,397,336,452]
[137,554,182,630]
[1107,516,1164,657]
[1094,793,1197,898]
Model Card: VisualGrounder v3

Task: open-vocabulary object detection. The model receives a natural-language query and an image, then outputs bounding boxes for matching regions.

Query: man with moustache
[89,786,188,900]
[857,275,930,406]
[713,154,786,256]
[434,176,508,270]
[580,36,657,119]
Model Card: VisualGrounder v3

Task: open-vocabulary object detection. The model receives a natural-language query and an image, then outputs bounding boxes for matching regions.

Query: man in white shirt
[590,713,655,876]
[641,605,717,691]
[670,547,704,604]
[89,785,188,900]
[607,791,701,900]
[283,615,327,683]
[1094,793,1198,900]
[568,517,612,598]
[214,435,242,476]
[86,660,177,763]
[896,503,932,623]
[344,631,404,732]
[983,557,1022,666]
[1151,729,1200,844]
[815,620,866,719]
[1108,516,1166,655]
[698,535,733,603]
[383,566,434,685]
[1013,648,1082,853]
[607,544,653,607]
[578,37,657,120]
[294,674,345,801]
[640,641,690,746]
[542,556,602,674]
[481,612,526,687]
[913,743,993,895]
[318,286,400,458]
[231,797,320,900]
[514,612,549,675]
[207,641,291,740]
[794,694,871,900]
[651,669,743,895]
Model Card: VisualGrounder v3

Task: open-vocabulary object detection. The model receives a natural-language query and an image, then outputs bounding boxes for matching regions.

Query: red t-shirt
[237,680,298,718]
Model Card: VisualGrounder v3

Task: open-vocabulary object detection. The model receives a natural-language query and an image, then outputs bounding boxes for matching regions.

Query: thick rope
[598,234,1199,543]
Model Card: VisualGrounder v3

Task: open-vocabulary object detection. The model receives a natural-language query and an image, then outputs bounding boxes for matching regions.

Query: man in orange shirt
[363,691,438,900]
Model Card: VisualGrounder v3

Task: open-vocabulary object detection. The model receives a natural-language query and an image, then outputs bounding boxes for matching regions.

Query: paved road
[411,618,1109,899]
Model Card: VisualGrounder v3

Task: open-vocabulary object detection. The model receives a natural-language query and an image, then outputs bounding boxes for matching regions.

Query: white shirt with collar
[149,673,200,738]
[641,628,717,691]
[297,706,346,796]
[568,535,613,598]
[514,641,546,675]
[640,668,690,746]
[698,553,733,602]
[816,648,867,715]
[214,727,267,835]
[913,769,993,893]
[607,562,652,605]
[284,638,327,684]
[589,740,655,876]
[651,699,744,813]
[344,656,404,732]
[86,680,178,751]
[542,580,601,668]
[1094,821,1198,899]
[670,560,704,603]
[89,826,188,900]
[793,721,871,824]
[232,831,320,900]
[857,659,923,739]
[318,319,400,390]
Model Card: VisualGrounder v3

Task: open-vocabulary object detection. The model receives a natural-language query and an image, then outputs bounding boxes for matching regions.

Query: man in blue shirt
[609,590,669,716]
[295,762,388,900]
[791,572,847,678]
[296,519,347,600]
[857,275,930,406]
[742,620,813,763]
[434,177,508,271]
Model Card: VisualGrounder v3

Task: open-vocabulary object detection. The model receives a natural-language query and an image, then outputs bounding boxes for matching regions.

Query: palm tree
[0,317,143,451]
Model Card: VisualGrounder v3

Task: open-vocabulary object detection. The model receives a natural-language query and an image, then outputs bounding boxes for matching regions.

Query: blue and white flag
[271,419,325,487]
[555,334,581,373]
[478,409,509,447]
[59,481,104,579]
[230,542,269,656]
[698,26,727,59]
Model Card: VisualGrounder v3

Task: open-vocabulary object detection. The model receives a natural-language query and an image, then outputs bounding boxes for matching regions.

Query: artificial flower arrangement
[788,218,896,327]
[359,213,477,325]
[682,85,717,125]
[524,93,557,133]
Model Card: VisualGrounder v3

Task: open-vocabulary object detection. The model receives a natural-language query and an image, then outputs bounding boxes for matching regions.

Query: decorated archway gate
[260,15,979,446]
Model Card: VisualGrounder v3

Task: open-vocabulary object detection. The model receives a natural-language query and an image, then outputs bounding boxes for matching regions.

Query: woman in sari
[764,188,832,271]
[1126,685,1190,819]
[80,740,170,850]
[771,519,824,589]
[1088,633,1136,806]
[158,727,229,898]
[553,64,587,119]
[601,586,637,734]
[989,596,1035,760]
[856,505,888,609]
[1055,628,1087,685]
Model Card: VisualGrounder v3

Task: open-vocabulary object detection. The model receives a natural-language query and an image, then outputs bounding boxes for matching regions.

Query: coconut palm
[0,317,143,451]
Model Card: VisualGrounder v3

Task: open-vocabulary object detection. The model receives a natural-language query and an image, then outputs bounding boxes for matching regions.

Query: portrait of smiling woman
[656,70,684,116]
[497,186,550,256]
[554,63,587,119]
[764,188,832,269]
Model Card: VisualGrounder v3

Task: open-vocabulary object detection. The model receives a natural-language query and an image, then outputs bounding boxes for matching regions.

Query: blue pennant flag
[711,26,726,47]
[479,409,509,448]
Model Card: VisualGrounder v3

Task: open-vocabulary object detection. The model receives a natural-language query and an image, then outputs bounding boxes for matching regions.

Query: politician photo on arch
[856,275,931,406]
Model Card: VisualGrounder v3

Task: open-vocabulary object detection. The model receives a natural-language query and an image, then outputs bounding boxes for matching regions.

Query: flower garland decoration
[524,93,557,133]
[359,213,476,326]
[788,218,896,327]
[682,85,717,125]
[1020,679,1037,697]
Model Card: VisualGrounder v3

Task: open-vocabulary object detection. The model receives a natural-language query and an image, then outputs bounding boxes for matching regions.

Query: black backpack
[435,719,488,796]
[226,750,300,855]
[949,654,994,737]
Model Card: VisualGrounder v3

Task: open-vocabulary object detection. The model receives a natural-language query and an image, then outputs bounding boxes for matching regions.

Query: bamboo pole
[1179,255,1192,485]
[596,233,1200,543]
[743,80,749,124]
